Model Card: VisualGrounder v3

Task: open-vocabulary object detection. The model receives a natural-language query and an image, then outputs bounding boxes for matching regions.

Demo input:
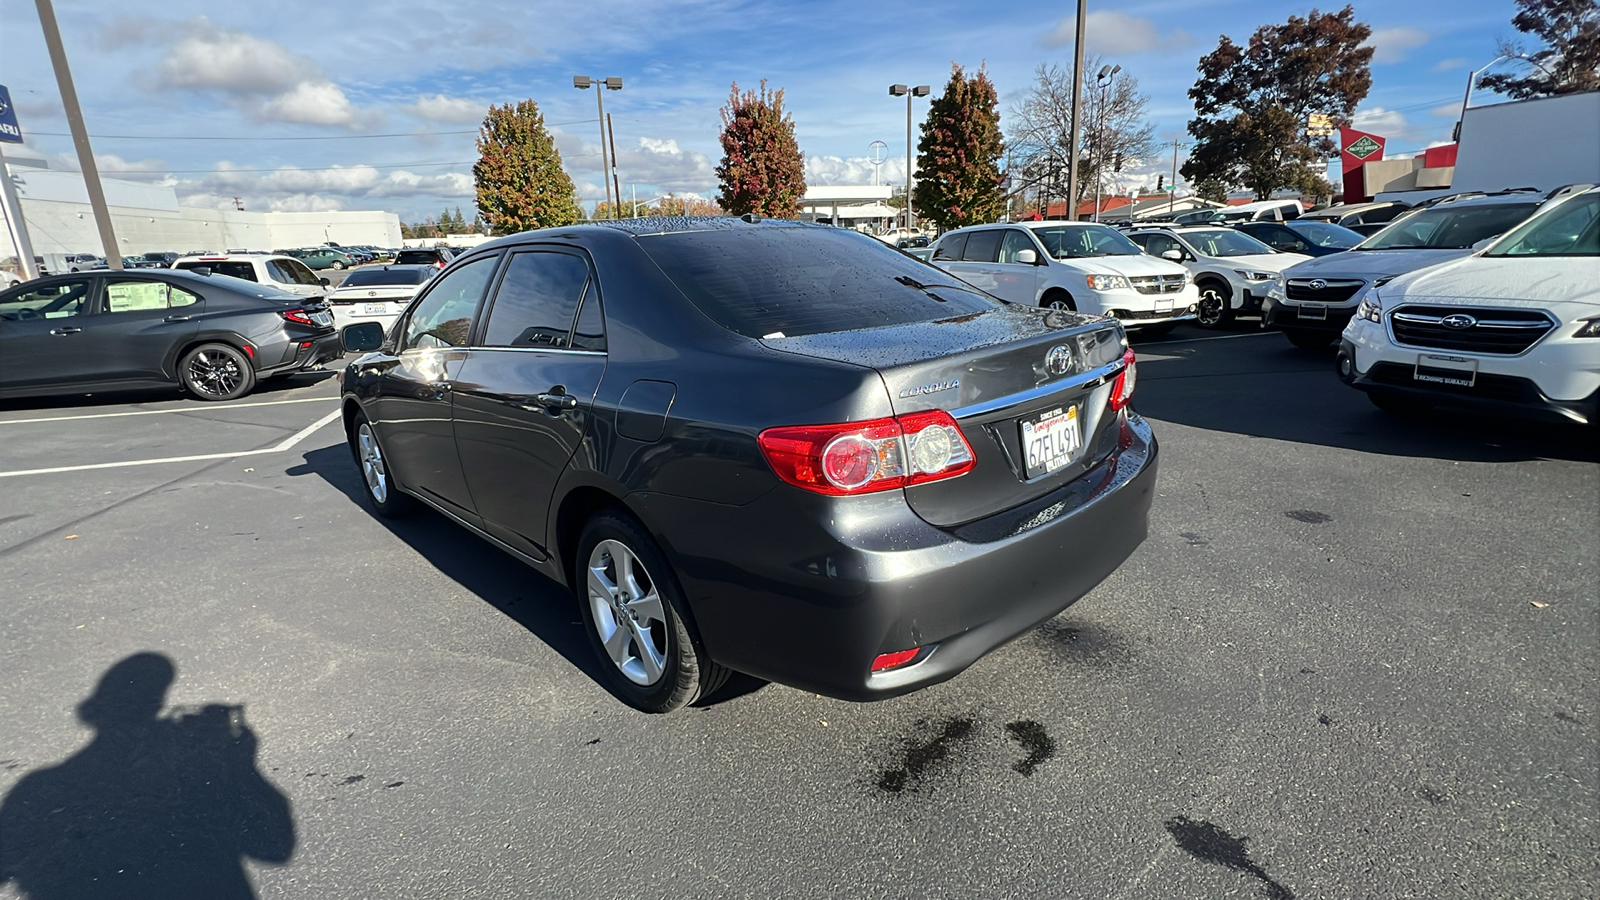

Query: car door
[73,277,203,384]
[0,278,95,392]
[368,253,502,519]
[945,228,1005,296]
[450,248,607,560]
[989,229,1042,304]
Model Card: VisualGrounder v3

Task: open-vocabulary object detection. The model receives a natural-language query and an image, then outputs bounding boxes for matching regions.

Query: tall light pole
[1454,55,1511,143]
[889,84,930,231]
[36,0,121,268]
[1065,0,1088,220]
[574,76,622,218]
[1092,64,1119,223]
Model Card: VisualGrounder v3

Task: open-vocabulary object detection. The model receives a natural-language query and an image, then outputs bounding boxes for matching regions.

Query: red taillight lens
[871,648,921,672]
[1108,347,1137,412]
[282,309,315,326]
[758,409,975,495]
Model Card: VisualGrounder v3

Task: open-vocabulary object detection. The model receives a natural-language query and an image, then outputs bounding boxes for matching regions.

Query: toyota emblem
[1045,344,1074,377]
[1308,279,1327,290]
[1441,314,1477,330]
[368,290,377,297]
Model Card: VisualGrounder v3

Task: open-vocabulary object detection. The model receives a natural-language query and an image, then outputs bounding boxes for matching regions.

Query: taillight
[1108,347,1137,411]
[758,409,975,495]
[282,309,315,326]
[871,648,922,672]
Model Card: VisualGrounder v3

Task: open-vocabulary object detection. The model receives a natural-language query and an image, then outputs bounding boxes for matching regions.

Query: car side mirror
[1014,248,1039,265]
[320,277,331,286]
[1160,249,1184,262]
[341,321,385,353]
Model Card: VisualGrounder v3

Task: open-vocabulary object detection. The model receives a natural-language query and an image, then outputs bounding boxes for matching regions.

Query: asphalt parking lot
[1,324,1594,898]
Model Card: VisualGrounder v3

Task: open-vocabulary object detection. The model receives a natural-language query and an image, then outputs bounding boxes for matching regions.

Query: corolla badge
[1045,344,1075,377]
[1441,314,1477,329]
[1307,279,1327,290]
[899,379,960,398]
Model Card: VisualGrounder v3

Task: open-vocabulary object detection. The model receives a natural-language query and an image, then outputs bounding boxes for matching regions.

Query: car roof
[172,254,299,263]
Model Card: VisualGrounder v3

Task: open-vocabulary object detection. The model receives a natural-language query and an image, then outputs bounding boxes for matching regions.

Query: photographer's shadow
[0,653,294,900]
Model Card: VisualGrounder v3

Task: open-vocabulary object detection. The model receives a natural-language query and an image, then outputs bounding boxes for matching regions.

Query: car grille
[1388,305,1555,355]
[1129,274,1186,295]
[1286,278,1364,303]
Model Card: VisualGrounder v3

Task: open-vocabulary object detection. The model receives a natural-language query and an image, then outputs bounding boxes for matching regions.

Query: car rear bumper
[258,332,344,375]
[634,411,1158,701]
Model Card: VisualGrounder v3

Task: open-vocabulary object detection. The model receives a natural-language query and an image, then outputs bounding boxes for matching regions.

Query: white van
[1212,199,1305,223]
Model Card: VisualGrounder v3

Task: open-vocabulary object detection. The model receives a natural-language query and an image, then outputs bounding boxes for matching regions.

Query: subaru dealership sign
[0,85,22,143]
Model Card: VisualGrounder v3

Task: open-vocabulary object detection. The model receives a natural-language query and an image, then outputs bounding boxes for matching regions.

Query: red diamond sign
[1345,135,1382,160]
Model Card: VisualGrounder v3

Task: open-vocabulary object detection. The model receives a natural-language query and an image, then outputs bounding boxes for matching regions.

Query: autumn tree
[473,99,580,234]
[1009,56,1156,213]
[912,63,1007,230]
[1479,0,1600,98]
[715,81,806,217]
[1183,6,1372,200]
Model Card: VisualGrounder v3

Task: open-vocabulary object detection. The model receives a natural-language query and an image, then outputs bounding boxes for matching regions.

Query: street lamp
[889,84,930,231]
[1454,55,1511,143]
[1092,64,1120,223]
[574,75,623,218]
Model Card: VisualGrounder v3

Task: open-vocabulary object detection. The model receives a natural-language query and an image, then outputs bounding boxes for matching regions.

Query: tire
[576,510,730,713]
[1367,390,1430,416]
[1285,329,1336,350]
[1195,282,1233,329]
[348,411,418,518]
[330,261,346,270]
[1041,291,1076,312]
[178,343,256,401]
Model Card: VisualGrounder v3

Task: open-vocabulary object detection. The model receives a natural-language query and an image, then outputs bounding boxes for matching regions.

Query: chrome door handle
[164,315,192,322]
[49,326,82,335]
[535,390,579,412]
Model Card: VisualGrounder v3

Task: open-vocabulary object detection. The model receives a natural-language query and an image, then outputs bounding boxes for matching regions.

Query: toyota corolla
[338,217,1158,712]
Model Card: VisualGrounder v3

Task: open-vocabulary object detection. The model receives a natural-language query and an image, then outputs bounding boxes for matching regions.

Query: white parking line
[0,409,344,479]
[0,396,334,426]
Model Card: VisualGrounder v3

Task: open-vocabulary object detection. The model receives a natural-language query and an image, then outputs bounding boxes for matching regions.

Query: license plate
[310,311,333,327]
[1155,297,1175,312]
[1298,303,1327,320]
[1020,405,1083,479]
[1415,353,1477,387]
[361,303,387,315]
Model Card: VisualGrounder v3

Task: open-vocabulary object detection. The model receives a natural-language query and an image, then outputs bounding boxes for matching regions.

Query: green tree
[473,99,580,234]
[1195,177,1229,204]
[1183,6,1372,200]
[1479,0,1600,99]
[912,63,1007,230]
[715,80,806,217]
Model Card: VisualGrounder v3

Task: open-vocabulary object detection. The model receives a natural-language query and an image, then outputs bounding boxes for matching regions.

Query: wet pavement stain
[1285,510,1333,524]
[1005,720,1056,776]
[1417,785,1449,805]
[875,717,976,794]
[1180,531,1209,546]
[1164,815,1294,900]
[339,775,365,785]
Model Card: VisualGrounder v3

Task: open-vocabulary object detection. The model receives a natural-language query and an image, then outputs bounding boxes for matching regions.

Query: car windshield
[1180,229,1275,257]
[1358,201,1539,250]
[1285,220,1363,248]
[1484,193,1600,257]
[1029,225,1142,258]
[639,227,1000,339]
[340,267,433,287]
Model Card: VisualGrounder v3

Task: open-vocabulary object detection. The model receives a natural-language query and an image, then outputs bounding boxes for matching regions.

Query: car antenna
[741,213,762,224]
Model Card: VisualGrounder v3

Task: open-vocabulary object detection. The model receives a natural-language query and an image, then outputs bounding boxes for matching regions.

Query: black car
[139,251,181,269]
[0,269,341,402]
[1233,220,1364,257]
[338,217,1158,713]
[393,247,455,269]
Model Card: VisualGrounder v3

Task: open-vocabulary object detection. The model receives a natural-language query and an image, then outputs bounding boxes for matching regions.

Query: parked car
[291,248,358,270]
[171,254,329,302]
[1125,226,1309,328]
[1300,200,1412,231]
[337,217,1158,712]
[392,247,455,269]
[325,264,436,332]
[1265,192,1546,349]
[0,269,340,402]
[1336,186,1599,424]
[139,251,181,269]
[1233,219,1364,257]
[1210,199,1305,223]
[928,221,1198,333]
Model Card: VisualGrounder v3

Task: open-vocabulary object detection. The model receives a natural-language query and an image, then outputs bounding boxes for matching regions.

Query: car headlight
[1234,269,1275,282]
[1086,274,1131,291]
[1356,287,1383,323]
[1575,316,1600,338]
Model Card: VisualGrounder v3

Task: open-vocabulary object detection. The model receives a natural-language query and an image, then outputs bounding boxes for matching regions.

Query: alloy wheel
[1196,290,1225,327]
[357,422,388,503]
[586,539,669,686]
[186,350,243,398]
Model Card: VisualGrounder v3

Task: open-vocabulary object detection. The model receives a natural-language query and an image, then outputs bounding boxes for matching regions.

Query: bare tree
[1008,56,1156,216]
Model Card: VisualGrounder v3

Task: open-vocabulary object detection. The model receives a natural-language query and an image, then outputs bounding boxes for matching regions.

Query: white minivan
[928,221,1198,333]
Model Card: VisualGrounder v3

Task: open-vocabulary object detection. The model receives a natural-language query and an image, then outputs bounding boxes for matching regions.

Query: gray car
[1265,193,1545,349]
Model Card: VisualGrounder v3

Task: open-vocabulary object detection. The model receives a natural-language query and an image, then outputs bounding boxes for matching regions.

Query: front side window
[0,279,90,321]
[481,251,592,349]
[1485,193,1600,257]
[998,230,1039,264]
[400,254,499,351]
[104,279,199,313]
[1179,229,1275,258]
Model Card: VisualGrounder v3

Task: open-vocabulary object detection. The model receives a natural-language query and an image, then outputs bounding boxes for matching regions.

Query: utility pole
[574,76,623,218]
[36,0,121,269]
[1065,0,1088,221]
[1168,138,1183,215]
[607,112,622,219]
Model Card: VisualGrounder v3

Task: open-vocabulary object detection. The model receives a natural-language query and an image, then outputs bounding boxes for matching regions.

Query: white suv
[928,221,1198,333]
[171,254,328,301]
[1337,187,1600,425]
[1126,226,1310,328]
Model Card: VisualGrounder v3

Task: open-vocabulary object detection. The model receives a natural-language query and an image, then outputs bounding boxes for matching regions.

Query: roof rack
[1545,182,1598,200]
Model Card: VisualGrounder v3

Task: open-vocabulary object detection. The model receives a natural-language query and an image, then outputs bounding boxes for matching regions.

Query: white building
[0,156,402,266]
[799,185,896,230]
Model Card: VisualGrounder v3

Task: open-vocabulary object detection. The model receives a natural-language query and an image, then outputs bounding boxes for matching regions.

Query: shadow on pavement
[0,653,294,900]
[1132,328,1597,464]
[0,370,337,414]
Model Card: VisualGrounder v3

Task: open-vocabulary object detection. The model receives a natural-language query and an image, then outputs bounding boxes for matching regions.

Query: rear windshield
[1359,202,1539,250]
[395,250,442,265]
[176,260,257,281]
[639,227,1001,339]
[340,267,433,287]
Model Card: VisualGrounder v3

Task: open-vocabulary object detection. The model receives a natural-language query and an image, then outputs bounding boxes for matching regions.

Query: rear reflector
[871,648,921,672]
[1109,347,1137,412]
[759,409,975,495]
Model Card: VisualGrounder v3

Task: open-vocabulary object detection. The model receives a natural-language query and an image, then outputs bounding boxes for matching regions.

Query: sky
[0,0,1535,222]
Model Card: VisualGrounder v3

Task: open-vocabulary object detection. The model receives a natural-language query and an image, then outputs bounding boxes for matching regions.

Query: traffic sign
[0,85,23,144]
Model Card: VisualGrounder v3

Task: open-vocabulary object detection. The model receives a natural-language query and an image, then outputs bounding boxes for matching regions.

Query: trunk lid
[761,304,1129,526]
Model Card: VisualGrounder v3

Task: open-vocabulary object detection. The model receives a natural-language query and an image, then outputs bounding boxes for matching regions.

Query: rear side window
[639,227,1000,339]
[931,232,968,260]
[961,230,1002,262]
[177,261,256,281]
[104,280,198,312]
[268,259,322,286]
[481,251,592,349]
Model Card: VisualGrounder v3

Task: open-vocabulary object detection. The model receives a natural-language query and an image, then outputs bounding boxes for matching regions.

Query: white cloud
[1366,27,1429,65]
[554,130,717,194]
[1431,103,1464,119]
[805,155,907,186]
[1432,57,1470,73]
[1039,10,1190,55]
[405,95,487,124]
[259,81,362,128]
[1352,106,1409,137]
